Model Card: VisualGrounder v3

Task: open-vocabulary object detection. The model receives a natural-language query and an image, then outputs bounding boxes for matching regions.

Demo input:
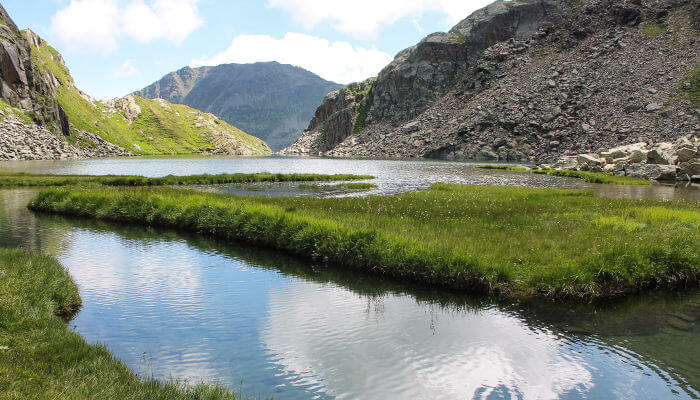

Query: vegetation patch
[0,99,33,124]
[298,182,377,191]
[0,248,240,399]
[0,172,374,187]
[532,168,652,185]
[678,63,700,109]
[27,37,270,156]
[28,184,699,300]
[474,165,528,172]
[642,22,666,37]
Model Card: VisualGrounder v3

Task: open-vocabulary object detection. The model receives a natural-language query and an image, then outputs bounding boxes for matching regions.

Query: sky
[3,0,494,100]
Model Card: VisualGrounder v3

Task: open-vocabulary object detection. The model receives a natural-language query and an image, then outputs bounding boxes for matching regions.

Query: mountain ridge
[282,0,699,166]
[135,62,342,150]
[0,5,271,161]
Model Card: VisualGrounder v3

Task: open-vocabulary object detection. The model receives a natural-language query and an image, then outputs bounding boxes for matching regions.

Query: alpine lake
[1,156,698,399]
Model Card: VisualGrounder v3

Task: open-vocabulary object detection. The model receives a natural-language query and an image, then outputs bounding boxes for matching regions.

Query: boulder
[629,149,648,163]
[646,143,674,165]
[475,149,498,161]
[552,156,578,170]
[577,153,605,166]
[625,164,677,181]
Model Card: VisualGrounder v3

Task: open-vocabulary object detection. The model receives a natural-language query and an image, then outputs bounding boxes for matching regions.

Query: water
[0,157,698,399]
[0,155,698,200]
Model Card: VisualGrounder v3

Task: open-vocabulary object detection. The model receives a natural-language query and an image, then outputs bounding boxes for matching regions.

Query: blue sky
[3,0,492,100]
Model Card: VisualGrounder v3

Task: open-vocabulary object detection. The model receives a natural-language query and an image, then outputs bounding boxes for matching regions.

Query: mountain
[282,0,699,164]
[0,5,270,160]
[135,63,343,150]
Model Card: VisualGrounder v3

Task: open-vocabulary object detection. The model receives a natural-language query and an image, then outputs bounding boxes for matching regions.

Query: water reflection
[0,156,697,201]
[0,189,698,399]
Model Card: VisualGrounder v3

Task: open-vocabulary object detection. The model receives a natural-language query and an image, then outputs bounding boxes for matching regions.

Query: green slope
[27,33,271,156]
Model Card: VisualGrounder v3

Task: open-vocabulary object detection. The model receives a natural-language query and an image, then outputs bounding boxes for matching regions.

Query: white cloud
[111,60,139,78]
[191,32,393,84]
[49,0,203,52]
[266,0,494,39]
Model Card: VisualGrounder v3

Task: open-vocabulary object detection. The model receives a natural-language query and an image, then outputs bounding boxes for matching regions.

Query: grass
[475,165,529,172]
[298,182,377,191]
[679,63,699,109]
[0,248,241,399]
[28,184,699,300]
[0,99,33,124]
[0,172,374,187]
[26,34,270,156]
[532,168,652,185]
[642,22,666,37]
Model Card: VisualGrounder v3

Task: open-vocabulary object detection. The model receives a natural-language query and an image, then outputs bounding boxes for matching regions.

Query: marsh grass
[474,165,529,172]
[28,184,699,300]
[297,182,378,191]
[532,168,652,185]
[0,248,243,399]
[0,172,374,187]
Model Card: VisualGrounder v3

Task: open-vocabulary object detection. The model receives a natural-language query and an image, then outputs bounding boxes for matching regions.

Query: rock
[475,149,498,161]
[629,149,648,163]
[552,156,578,170]
[646,103,663,112]
[675,147,697,163]
[678,161,700,177]
[101,95,142,121]
[402,121,421,134]
[625,164,677,181]
[647,144,674,165]
[577,153,605,166]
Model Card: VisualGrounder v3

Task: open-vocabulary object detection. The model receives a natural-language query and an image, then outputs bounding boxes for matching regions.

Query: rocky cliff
[135,62,342,150]
[282,0,699,163]
[0,5,68,136]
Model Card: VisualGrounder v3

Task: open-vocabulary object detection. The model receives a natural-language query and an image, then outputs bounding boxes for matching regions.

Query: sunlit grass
[28,184,699,300]
[532,168,652,185]
[0,248,245,399]
[0,172,374,187]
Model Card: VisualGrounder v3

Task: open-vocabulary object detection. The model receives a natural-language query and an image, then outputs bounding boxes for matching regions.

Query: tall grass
[532,168,652,185]
[28,184,699,300]
[0,249,243,399]
[0,172,374,187]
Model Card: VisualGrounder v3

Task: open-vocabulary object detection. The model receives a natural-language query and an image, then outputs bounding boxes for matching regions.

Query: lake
[0,156,698,399]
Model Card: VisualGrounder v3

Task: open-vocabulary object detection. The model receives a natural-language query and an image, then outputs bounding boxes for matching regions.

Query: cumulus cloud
[110,60,139,78]
[266,0,494,39]
[49,0,202,52]
[191,33,393,84]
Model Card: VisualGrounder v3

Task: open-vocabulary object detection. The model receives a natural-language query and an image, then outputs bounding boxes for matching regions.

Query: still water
[0,157,698,399]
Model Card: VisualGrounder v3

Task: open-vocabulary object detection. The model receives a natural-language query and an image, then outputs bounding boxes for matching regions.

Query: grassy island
[0,171,373,187]
[28,184,699,300]
[0,249,239,399]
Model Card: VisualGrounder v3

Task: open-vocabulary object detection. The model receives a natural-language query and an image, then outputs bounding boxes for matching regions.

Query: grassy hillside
[27,33,271,156]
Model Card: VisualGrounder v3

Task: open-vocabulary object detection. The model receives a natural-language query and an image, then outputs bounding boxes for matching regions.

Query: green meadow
[28,183,699,300]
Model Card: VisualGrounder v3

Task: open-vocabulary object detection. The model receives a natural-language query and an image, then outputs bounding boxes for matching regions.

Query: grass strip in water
[474,165,529,172]
[0,248,242,399]
[297,182,378,191]
[0,171,373,187]
[28,184,699,300]
[532,168,652,186]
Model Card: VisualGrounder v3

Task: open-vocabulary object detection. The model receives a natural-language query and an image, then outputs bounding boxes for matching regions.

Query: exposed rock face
[550,135,700,181]
[0,6,68,135]
[101,95,142,122]
[135,62,342,150]
[281,78,374,155]
[367,0,559,125]
[283,0,699,163]
[0,115,131,160]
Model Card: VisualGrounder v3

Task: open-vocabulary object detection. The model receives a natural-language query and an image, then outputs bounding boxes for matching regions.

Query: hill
[135,63,342,150]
